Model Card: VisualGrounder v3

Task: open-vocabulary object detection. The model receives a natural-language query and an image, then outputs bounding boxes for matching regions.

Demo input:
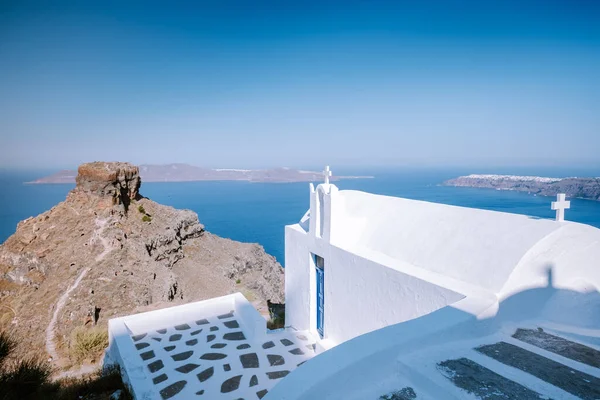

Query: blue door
[315,262,325,338]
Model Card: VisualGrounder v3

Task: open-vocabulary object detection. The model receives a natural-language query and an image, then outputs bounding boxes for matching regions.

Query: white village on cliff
[105,167,600,400]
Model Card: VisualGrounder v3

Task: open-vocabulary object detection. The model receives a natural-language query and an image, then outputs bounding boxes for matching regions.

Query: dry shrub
[54,366,132,400]
[267,312,285,330]
[0,330,130,400]
[0,333,54,400]
[70,326,108,363]
[267,301,285,330]
[0,331,15,364]
[0,358,53,400]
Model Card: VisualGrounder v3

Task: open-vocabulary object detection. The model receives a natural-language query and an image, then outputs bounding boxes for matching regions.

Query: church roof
[332,190,600,296]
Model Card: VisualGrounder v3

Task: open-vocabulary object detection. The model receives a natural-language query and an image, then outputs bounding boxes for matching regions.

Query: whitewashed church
[106,167,600,400]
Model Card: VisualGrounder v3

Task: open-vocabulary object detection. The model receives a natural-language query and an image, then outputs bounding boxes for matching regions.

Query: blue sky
[1,1,599,169]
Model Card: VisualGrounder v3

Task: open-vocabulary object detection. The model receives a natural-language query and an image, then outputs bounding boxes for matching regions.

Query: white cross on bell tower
[551,193,570,222]
[323,165,332,184]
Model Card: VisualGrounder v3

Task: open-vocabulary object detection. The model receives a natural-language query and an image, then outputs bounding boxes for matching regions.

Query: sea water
[1,167,599,265]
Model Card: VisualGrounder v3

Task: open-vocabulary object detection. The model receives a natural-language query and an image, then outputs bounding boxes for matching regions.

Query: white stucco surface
[285,224,465,345]
[335,190,566,293]
[268,280,600,400]
[278,184,600,400]
[287,186,600,345]
[105,293,317,400]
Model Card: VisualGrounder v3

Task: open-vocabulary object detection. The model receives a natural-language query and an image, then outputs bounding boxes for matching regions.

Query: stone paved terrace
[265,317,600,400]
[105,293,317,399]
[412,325,600,399]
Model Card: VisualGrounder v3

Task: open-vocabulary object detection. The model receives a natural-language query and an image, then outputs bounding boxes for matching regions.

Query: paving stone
[159,380,187,399]
[438,358,546,400]
[224,332,246,341]
[221,375,242,393]
[140,350,155,361]
[200,352,228,360]
[513,328,600,368]
[218,311,234,319]
[224,320,240,329]
[240,353,259,368]
[171,351,194,361]
[148,360,165,373]
[152,373,168,385]
[197,367,214,382]
[175,363,200,373]
[476,342,600,400]
[132,333,147,342]
[267,354,285,366]
[126,320,317,399]
[249,375,258,387]
[267,370,290,379]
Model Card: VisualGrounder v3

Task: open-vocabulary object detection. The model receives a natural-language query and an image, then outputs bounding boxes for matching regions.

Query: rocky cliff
[444,174,600,201]
[0,162,284,368]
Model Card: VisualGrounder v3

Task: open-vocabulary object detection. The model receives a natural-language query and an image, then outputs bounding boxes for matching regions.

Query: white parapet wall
[105,293,255,399]
[104,292,319,400]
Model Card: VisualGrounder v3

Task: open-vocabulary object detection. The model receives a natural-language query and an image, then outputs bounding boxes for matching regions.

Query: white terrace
[105,293,317,399]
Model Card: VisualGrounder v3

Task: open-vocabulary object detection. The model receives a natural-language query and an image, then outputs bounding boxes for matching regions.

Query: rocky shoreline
[443,174,600,201]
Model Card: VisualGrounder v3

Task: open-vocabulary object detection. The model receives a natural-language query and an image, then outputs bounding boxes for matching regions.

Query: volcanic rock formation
[0,162,284,368]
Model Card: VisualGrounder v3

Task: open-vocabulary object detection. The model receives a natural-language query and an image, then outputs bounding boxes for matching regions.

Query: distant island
[27,164,374,184]
[443,174,600,201]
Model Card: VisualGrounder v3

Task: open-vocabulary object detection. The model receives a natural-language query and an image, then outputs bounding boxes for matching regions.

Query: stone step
[476,341,600,400]
[437,358,548,400]
[512,328,600,369]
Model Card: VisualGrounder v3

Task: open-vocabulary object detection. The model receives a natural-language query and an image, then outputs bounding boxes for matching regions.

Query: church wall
[285,225,312,332]
[285,223,464,346]
[324,245,464,344]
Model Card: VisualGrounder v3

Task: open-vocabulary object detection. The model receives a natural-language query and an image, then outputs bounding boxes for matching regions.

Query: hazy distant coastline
[444,174,600,201]
[27,164,374,184]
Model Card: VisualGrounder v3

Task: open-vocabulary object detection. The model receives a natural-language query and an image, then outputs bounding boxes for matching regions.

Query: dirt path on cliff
[93,217,113,262]
[46,217,113,375]
[45,267,90,365]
